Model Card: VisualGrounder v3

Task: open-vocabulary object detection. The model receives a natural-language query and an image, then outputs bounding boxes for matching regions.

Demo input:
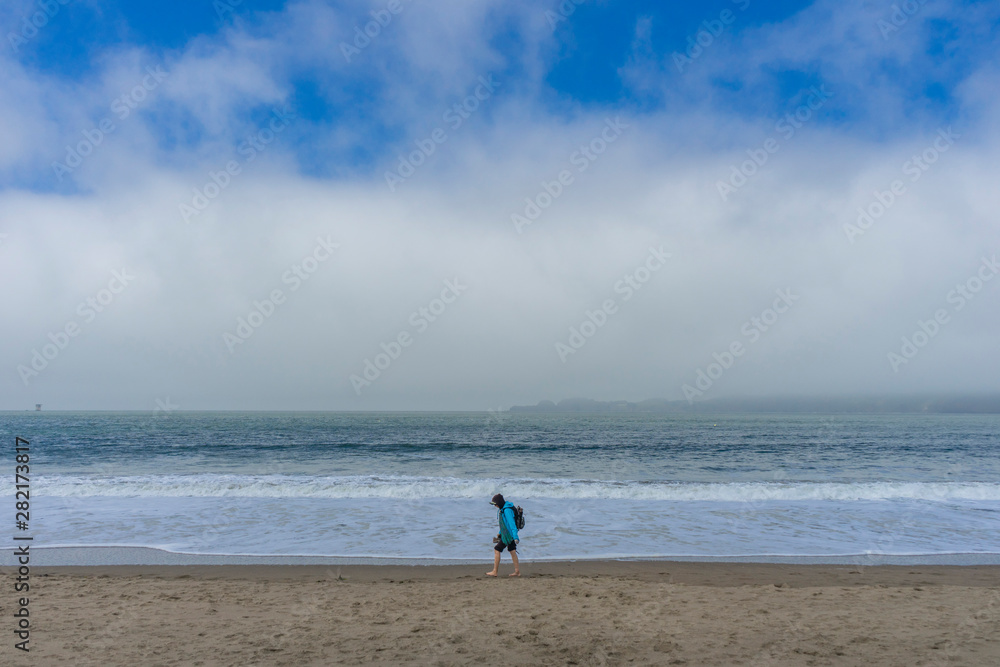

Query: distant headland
[509,395,1000,414]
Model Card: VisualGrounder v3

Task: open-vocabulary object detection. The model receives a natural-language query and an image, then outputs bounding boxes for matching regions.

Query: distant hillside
[510,395,1000,414]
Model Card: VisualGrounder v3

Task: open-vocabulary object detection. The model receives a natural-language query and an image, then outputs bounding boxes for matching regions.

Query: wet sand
[2,561,998,665]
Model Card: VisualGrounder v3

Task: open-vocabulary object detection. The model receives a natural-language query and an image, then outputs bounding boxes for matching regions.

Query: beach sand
[2,562,998,666]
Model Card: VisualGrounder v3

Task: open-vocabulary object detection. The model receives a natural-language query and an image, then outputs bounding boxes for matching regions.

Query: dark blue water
[6,411,999,480]
[1,411,997,559]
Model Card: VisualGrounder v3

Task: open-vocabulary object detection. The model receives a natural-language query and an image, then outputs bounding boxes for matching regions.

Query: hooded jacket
[497,501,519,544]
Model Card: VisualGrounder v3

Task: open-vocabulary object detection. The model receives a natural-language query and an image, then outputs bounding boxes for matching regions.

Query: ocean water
[1,411,998,562]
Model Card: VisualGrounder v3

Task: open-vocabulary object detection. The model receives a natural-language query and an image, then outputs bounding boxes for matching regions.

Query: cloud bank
[1,0,999,410]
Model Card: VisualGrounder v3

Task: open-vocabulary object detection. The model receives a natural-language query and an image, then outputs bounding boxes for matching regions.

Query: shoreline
[3,544,1000,567]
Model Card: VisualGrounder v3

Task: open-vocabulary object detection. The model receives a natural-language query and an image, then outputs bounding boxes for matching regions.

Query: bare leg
[509,549,520,576]
[486,550,500,576]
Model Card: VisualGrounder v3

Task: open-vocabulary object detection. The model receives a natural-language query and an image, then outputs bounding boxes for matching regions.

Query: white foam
[19,474,1000,501]
[20,495,1000,561]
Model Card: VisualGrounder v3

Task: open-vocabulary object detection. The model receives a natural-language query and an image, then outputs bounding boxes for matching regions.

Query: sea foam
[22,474,1000,501]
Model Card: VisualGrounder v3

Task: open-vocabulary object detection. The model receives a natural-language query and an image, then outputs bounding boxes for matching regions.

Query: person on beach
[486,493,520,577]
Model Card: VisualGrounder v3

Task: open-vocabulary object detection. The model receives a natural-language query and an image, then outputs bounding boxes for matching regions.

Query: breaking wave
[24,475,1000,502]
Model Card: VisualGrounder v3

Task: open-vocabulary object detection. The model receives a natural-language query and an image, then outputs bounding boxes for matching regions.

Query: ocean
[2,411,998,563]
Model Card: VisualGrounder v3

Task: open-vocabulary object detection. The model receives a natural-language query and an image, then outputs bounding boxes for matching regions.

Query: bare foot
[509,571,521,577]
[485,571,498,577]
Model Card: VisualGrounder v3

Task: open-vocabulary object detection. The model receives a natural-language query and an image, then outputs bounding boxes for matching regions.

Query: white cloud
[2,0,999,409]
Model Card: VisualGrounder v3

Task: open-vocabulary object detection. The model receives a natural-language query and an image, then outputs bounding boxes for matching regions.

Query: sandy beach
[2,561,997,666]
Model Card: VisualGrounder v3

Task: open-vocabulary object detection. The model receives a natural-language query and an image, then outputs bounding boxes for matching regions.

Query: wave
[8,546,1000,565]
[19,475,1000,501]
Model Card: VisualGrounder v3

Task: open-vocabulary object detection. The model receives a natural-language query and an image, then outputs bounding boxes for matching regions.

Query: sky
[1,0,999,411]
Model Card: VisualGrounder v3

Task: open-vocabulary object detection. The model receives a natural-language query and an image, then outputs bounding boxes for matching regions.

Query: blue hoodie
[497,501,519,544]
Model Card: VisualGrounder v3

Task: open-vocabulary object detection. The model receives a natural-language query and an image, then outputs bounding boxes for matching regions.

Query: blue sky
[7,0,994,187]
[2,0,1000,409]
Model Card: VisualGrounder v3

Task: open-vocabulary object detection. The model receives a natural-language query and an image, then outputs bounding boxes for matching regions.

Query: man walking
[486,493,520,577]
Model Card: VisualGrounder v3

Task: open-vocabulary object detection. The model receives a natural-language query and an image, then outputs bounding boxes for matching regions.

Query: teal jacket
[497,501,519,544]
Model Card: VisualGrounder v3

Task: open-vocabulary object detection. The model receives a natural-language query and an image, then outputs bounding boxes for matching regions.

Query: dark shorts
[494,539,517,553]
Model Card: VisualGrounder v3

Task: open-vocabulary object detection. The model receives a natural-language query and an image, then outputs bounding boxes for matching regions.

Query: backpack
[512,505,525,530]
